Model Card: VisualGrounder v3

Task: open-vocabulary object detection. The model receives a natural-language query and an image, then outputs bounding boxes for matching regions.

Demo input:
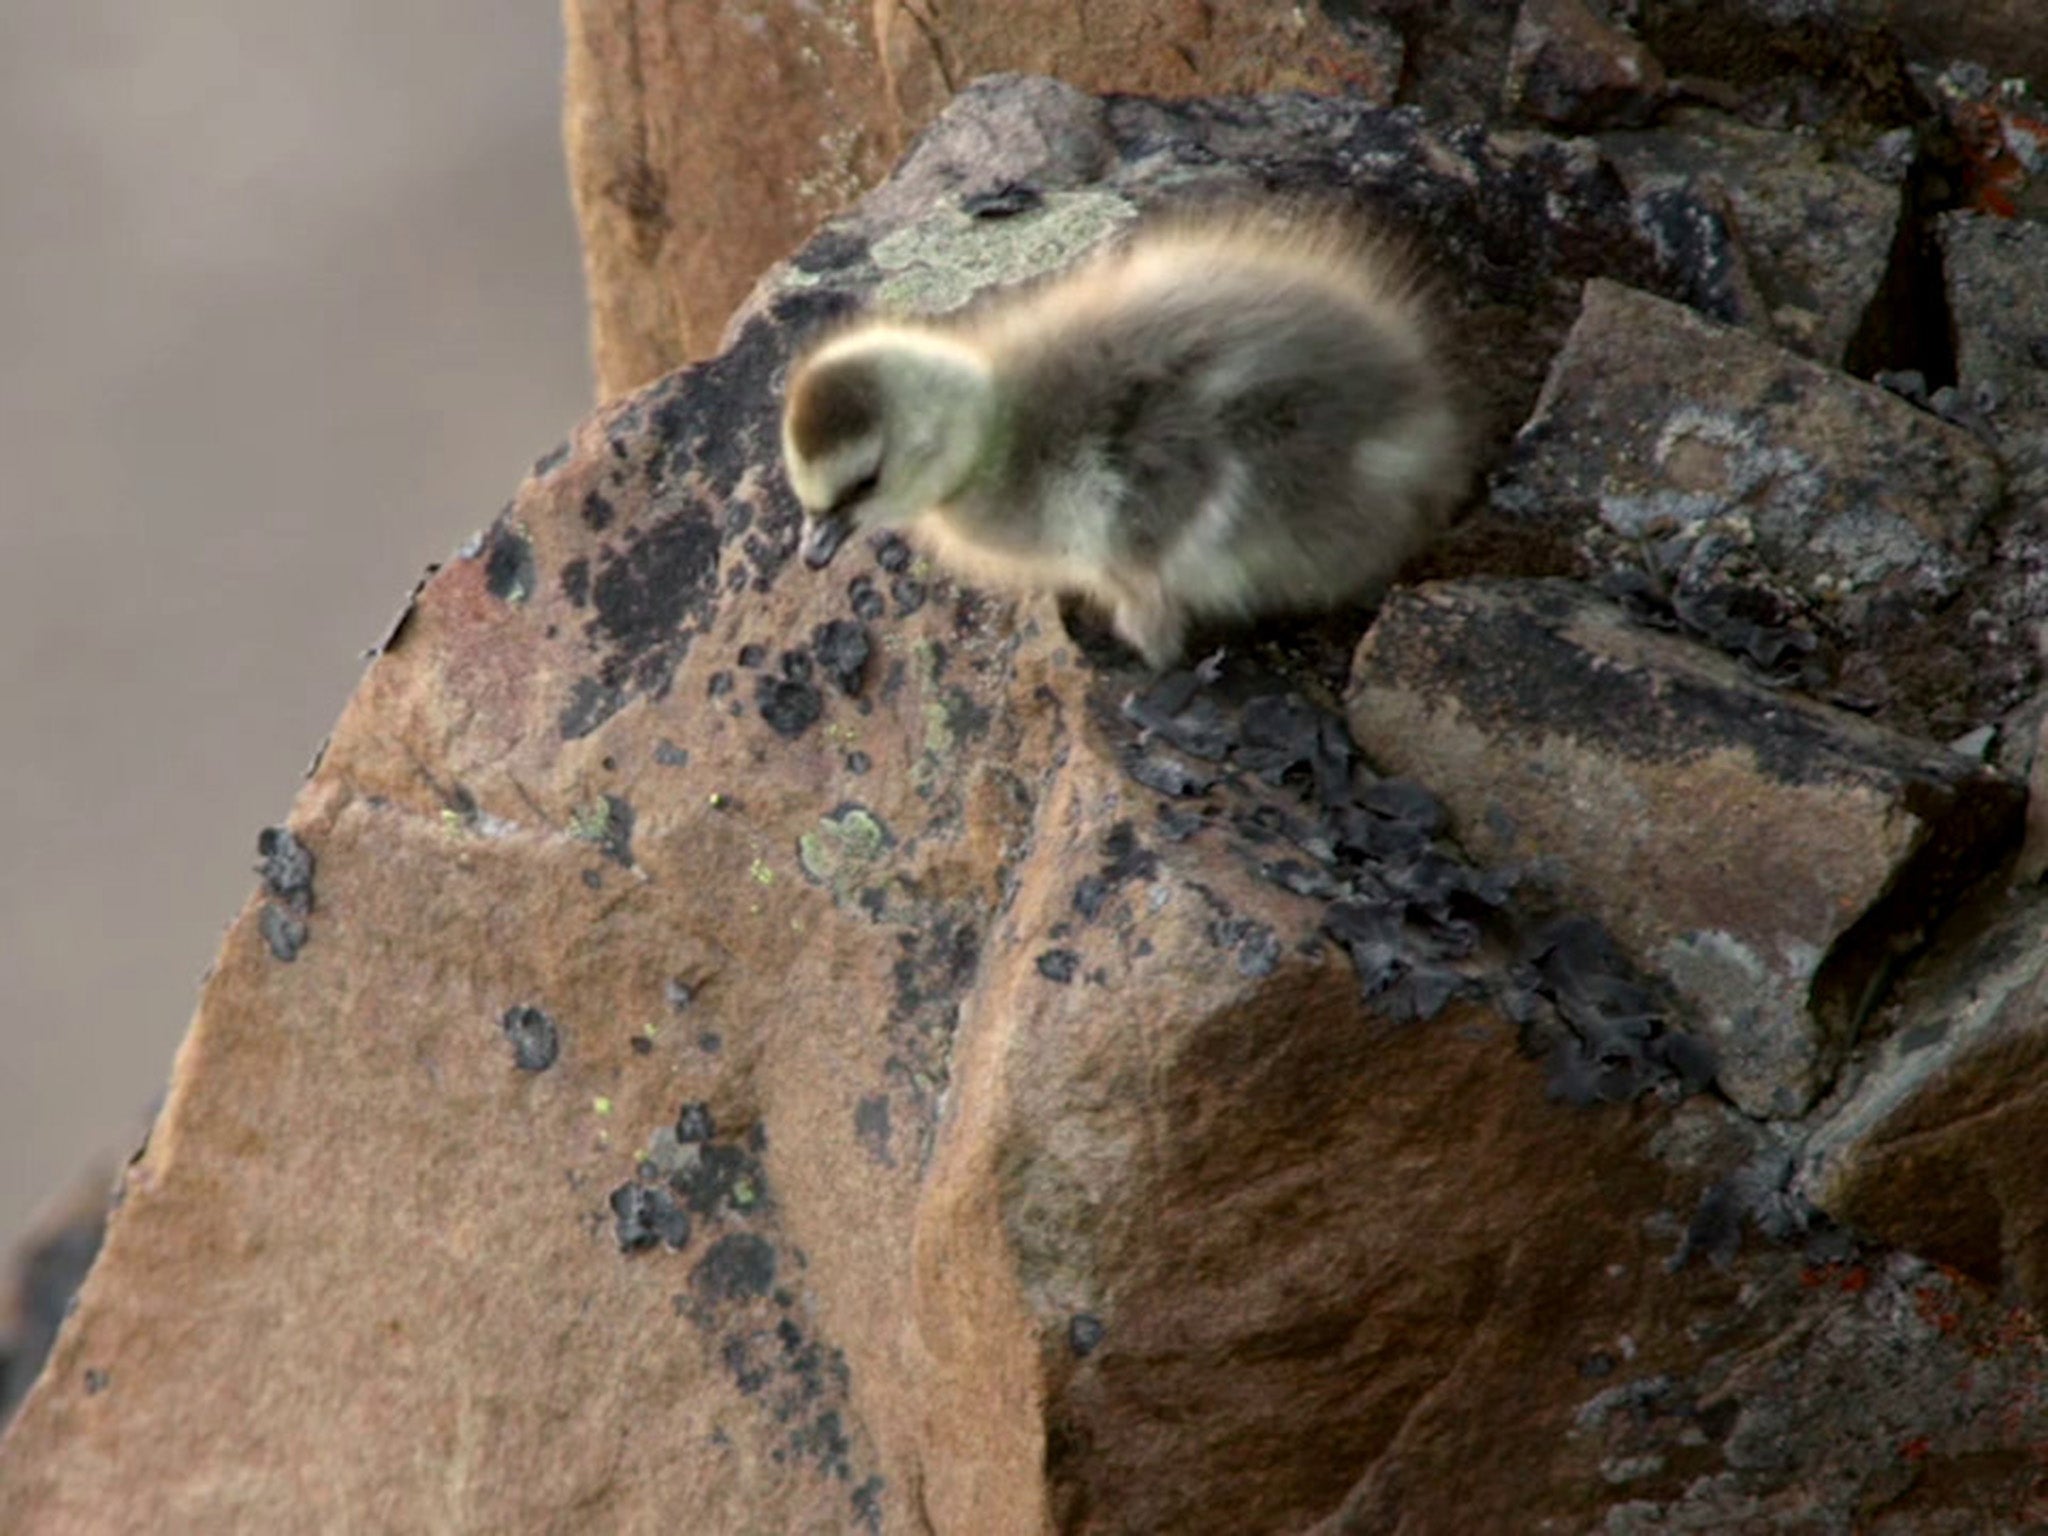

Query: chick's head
[782,326,995,568]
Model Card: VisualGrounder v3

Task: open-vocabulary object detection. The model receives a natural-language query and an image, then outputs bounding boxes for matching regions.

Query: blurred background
[0,5,590,1262]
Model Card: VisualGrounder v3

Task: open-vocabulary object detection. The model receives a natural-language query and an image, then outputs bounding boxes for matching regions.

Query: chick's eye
[827,470,881,518]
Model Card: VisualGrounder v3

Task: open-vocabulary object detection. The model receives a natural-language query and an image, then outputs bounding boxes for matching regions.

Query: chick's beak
[802,512,855,569]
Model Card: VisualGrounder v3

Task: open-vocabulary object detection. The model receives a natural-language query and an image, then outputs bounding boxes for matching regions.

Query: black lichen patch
[1123,670,1234,761]
[500,1005,560,1072]
[711,1314,860,1484]
[851,1477,885,1534]
[560,557,590,608]
[691,1232,777,1304]
[853,1095,894,1168]
[672,1135,770,1220]
[610,1182,693,1252]
[1036,949,1081,984]
[676,1101,716,1143]
[581,488,616,532]
[847,576,886,622]
[257,827,314,912]
[873,533,913,573]
[812,619,871,698]
[559,676,626,741]
[756,673,824,738]
[256,826,314,962]
[531,439,571,479]
[1073,821,1159,921]
[879,915,982,1159]
[258,906,307,963]
[481,521,537,604]
[1106,653,1716,1099]
[1670,1148,1852,1272]
[962,182,1045,219]
[1601,544,1821,687]
[1068,1314,1106,1357]
[1507,917,1717,1107]
[586,504,724,691]
[790,226,869,274]
[1211,915,1283,978]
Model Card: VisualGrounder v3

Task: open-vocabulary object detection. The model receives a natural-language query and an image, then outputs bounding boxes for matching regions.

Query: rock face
[561,0,1416,394]
[1596,108,1904,366]
[1505,0,1668,132]
[1492,277,2019,740]
[8,68,2048,1536]
[1347,578,2025,1116]
[1804,891,2048,1306]
[558,0,2048,403]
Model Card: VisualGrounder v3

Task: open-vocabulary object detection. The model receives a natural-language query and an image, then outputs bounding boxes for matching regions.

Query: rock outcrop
[562,0,2048,400]
[1348,578,2024,1118]
[8,53,2048,1536]
[561,0,1416,393]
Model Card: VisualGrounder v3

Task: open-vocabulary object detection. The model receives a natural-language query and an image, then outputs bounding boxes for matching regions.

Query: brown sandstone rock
[1346,578,2026,1116]
[562,0,1409,396]
[9,75,2048,1535]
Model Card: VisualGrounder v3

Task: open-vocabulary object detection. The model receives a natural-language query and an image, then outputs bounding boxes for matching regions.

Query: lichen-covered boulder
[1346,577,2025,1116]
[1802,889,2048,1305]
[1491,276,2027,740]
[6,74,2048,1535]
[562,0,1420,393]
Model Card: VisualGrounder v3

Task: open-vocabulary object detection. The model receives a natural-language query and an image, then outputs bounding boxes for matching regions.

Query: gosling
[780,209,1468,668]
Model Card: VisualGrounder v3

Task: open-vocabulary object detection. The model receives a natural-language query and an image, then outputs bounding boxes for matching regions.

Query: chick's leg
[1110,572,1186,670]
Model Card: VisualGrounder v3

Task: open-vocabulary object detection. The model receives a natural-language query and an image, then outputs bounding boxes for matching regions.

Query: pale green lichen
[869,192,1137,316]
[798,806,891,902]
[569,798,613,845]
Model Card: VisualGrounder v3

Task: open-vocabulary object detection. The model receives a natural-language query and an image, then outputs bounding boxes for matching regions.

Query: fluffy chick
[780,209,1467,667]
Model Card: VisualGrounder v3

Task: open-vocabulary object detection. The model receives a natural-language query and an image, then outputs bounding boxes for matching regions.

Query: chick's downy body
[781,213,1466,666]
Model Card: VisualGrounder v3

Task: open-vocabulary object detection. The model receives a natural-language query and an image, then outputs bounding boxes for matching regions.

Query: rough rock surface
[1805,890,2048,1306]
[9,69,2048,1536]
[1945,211,2048,505]
[562,0,1413,393]
[1505,0,1668,132]
[1597,106,1903,365]
[1346,578,2026,1116]
[1492,276,2019,740]
[1633,0,1916,127]
[563,0,2048,399]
